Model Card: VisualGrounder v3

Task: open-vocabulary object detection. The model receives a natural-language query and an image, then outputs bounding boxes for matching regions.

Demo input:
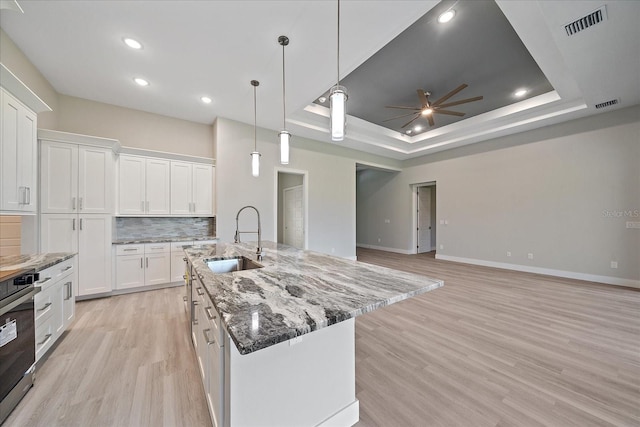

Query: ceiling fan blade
[427,115,435,127]
[434,109,465,117]
[401,115,421,128]
[382,112,420,122]
[385,105,421,110]
[432,84,468,106]
[417,89,428,107]
[436,96,483,108]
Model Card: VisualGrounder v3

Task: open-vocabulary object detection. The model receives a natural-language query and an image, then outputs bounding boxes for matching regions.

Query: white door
[145,158,170,215]
[283,186,304,249]
[170,161,192,215]
[115,254,145,289]
[417,187,431,254]
[78,214,112,296]
[118,155,146,214]
[40,214,78,253]
[40,142,78,213]
[192,164,213,215]
[79,146,113,213]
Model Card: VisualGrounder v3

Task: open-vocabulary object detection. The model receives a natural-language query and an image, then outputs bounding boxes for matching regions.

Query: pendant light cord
[282,43,286,129]
[253,84,257,152]
[337,0,340,87]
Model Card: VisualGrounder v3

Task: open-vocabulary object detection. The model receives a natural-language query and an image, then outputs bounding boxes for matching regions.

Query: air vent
[595,99,619,109]
[564,6,607,36]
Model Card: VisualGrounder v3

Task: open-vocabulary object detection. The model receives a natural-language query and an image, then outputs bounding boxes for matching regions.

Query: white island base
[224,318,359,427]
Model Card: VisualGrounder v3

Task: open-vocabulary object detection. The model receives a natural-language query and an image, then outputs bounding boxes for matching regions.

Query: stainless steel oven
[0,269,39,425]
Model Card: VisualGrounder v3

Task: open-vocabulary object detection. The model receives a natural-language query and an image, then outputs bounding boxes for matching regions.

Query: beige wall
[357,105,640,285]
[0,28,58,129]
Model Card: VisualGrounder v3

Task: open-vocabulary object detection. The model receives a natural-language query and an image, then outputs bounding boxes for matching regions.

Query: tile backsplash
[115,217,215,240]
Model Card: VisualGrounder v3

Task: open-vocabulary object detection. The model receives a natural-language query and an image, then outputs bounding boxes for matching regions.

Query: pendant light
[278,35,290,165]
[330,0,347,142]
[250,80,261,177]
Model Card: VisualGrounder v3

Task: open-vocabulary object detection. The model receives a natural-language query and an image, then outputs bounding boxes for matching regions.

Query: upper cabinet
[170,161,214,216]
[1,87,38,213]
[40,140,116,214]
[118,155,170,215]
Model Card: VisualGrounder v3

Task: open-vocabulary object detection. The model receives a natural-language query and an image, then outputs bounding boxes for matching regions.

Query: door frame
[412,182,436,254]
[274,168,309,250]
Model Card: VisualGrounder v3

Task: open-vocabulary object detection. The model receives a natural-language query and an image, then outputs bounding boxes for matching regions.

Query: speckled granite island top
[0,252,76,272]
[184,241,443,355]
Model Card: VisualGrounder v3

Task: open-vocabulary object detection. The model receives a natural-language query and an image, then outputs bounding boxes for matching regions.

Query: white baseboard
[435,254,640,288]
[356,243,413,255]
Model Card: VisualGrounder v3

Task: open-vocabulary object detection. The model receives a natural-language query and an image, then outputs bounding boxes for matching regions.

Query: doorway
[416,183,436,254]
[276,170,308,249]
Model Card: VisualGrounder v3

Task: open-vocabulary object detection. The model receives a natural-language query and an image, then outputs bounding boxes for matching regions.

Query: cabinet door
[145,252,171,285]
[115,254,145,289]
[19,106,37,212]
[145,158,170,215]
[207,337,224,427]
[78,214,112,296]
[170,161,192,215]
[52,279,66,338]
[170,251,188,283]
[40,141,78,213]
[79,146,114,214]
[192,164,213,215]
[62,270,76,328]
[118,155,146,215]
[40,214,78,253]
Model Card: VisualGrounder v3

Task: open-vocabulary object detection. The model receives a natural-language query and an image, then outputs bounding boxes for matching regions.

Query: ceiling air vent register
[564,6,607,36]
[594,99,619,109]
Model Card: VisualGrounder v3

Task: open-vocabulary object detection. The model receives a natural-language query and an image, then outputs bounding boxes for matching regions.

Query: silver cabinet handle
[79,197,83,210]
[37,302,52,312]
[72,197,76,210]
[79,218,83,230]
[146,257,149,268]
[203,328,215,345]
[123,248,137,251]
[37,277,51,285]
[192,301,199,325]
[62,265,72,272]
[37,333,53,346]
[150,246,164,249]
[64,282,72,300]
[205,306,217,321]
[196,287,204,296]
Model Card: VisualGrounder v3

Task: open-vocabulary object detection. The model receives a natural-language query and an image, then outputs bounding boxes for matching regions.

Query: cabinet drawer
[36,257,75,289]
[35,315,55,362]
[145,242,170,253]
[199,291,223,346]
[34,285,55,324]
[170,240,193,252]
[116,244,144,255]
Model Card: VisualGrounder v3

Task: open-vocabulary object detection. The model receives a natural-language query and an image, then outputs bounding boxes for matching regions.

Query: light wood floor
[6,250,639,426]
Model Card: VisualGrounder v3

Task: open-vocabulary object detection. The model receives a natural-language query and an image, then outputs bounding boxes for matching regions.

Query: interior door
[283,186,304,249]
[417,187,431,254]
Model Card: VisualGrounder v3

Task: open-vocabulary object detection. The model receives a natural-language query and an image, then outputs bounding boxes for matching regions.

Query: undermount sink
[206,256,263,274]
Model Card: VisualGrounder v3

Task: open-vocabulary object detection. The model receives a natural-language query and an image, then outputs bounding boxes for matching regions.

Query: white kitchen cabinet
[40,213,112,297]
[170,161,213,216]
[115,243,171,289]
[40,140,115,214]
[1,87,37,213]
[118,155,170,215]
[170,241,193,282]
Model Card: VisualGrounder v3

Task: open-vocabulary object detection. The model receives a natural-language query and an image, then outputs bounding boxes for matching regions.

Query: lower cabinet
[192,277,224,427]
[115,243,171,290]
[170,241,193,283]
[34,256,76,362]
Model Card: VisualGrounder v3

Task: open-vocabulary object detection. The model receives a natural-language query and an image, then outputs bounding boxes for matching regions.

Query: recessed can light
[514,88,528,97]
[201,96,212,104]
[438,9,455,24]
[414,125,423,132]
[124,38,142,49]
[134,77,149,86]
[406,129,413,134]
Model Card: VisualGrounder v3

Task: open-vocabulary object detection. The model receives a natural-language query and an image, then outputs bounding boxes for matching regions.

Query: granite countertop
[184,241,443,355]
[0,252,77,272]
[112,235,217,245]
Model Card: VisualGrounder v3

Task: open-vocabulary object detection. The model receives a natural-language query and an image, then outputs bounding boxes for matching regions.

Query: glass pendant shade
[279,131,290,164]
[251,151,261,177]
[330,85,347,141]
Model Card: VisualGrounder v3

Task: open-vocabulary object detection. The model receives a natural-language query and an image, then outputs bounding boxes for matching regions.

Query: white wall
[357,106,640,285]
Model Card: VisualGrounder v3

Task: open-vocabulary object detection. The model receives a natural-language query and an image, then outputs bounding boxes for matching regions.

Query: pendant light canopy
[250,80,260,178]
[278,35,290,165]
[330,0,347,142]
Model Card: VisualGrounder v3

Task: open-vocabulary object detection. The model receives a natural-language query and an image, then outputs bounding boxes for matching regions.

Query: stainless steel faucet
[234,205,263,260]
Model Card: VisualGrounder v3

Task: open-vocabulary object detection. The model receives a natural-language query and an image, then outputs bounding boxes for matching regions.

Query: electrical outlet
[528,253,534,260]
[610,261,618,269]
[506,251,511,257]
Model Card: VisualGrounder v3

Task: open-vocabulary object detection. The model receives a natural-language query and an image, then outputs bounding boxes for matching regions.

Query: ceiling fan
[384,84,483,128]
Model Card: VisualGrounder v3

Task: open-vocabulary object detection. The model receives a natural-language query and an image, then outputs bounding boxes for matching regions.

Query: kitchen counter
[0,252,76,272]
[185,241,443,355]
[112,235,217,245]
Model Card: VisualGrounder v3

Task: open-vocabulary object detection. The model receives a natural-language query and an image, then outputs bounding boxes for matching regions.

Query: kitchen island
[184,241,443,427]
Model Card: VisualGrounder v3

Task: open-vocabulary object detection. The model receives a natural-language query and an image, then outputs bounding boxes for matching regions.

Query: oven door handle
[0,287,40,317]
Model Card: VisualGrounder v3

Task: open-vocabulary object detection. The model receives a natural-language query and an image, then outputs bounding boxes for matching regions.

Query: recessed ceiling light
[124,38,142,49]
[406,129,413,134]
[201,96,212,104]
[438,9,455,24]
[134,77,149,86]
[414,125,423,132]
[318,96,327,103]
[514,88,528,97]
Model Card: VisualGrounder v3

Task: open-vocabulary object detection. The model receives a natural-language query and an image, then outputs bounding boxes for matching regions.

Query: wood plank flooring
[5,249,639,426]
